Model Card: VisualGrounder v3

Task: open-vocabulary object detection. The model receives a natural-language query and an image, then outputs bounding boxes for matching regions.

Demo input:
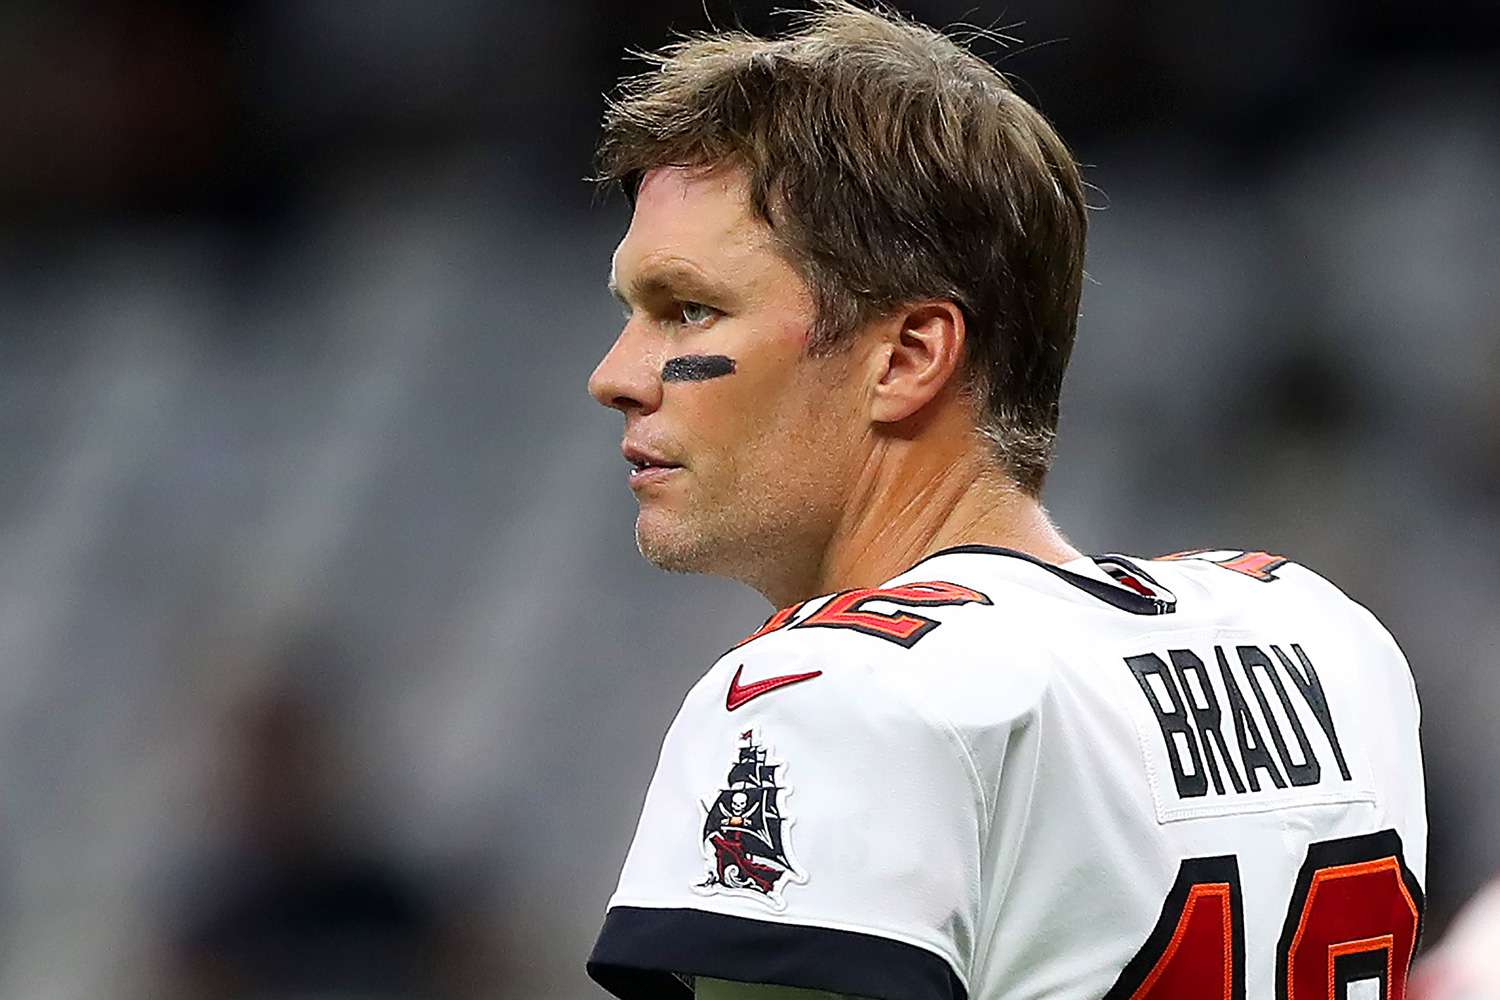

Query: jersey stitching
[883,671,992,962]
[1118,627,1381,824]
[1125,655,1170,823]
[1154,788,1379,823]
[959,643,1056,980]
[606,896,971,992]
[921,697,991,835]
[975,706,1041,981]
[925,698,990,962]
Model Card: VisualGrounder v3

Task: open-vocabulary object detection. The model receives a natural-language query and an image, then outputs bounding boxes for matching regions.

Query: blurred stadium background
[1,1,1495,997]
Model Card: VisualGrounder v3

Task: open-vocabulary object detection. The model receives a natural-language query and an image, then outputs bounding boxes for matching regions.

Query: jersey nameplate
[1123,638,1375,822]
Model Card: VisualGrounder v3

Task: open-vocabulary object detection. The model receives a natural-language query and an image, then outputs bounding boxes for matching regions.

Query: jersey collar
[905,543,1177,616]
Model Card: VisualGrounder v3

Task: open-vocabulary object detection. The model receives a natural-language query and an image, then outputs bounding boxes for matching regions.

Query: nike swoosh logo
[725,663,823,712]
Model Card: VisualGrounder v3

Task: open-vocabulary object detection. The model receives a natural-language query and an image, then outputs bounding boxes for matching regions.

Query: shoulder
[658,565,1084,829]
[1144,547,1419,716]
[597,582,1010,1000]
[696,573,1059,740]
[1147,548,1407,649]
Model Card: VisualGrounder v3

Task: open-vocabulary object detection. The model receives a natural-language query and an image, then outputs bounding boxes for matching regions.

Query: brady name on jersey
[588,546,1425,1000]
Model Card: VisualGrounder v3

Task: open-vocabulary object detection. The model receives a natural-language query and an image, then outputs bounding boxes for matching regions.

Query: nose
[588,323,662,415]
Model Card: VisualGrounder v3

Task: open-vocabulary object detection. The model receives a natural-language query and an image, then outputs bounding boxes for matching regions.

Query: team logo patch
[694,729,805,909]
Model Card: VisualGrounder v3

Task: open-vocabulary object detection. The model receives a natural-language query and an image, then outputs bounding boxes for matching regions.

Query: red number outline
[734,582,991,650]
[1104,856,1245,1000]
[1109,831,1422,1000]
[1159,549,1290,582]
[790,581,991,648]
[1276,830,1424,1000]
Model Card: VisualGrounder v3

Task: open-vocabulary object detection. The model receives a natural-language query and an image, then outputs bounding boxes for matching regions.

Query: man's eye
[679,301,718,326]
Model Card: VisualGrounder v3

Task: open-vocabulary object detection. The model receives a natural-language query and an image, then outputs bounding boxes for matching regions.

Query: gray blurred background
[0,1,1496,997]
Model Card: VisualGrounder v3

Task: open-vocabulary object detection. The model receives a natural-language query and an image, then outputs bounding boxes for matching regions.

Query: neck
[762,430,1081,607]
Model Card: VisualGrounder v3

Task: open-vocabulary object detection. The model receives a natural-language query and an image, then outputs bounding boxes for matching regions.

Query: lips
[622,442,683,485]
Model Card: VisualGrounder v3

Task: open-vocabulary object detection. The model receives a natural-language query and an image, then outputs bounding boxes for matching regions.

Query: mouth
[627,461,683,489]
[623,445,684,487]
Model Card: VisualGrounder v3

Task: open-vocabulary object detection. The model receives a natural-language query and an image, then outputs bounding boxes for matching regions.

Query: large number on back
[1277,831,1423,1000]
[1106,830,1422,1000]
[1103,856,1244,1000]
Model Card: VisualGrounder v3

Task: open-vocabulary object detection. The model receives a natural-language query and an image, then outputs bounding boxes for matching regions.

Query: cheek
[734,369,849,475]
[674,356,789,443]
[668,324,824,466]
[678,389,773,474]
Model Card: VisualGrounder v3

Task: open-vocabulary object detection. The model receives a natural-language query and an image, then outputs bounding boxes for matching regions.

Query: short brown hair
[596,1,1087,494]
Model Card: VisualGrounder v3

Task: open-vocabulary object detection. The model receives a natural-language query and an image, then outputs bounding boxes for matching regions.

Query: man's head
[589,2,1087,592]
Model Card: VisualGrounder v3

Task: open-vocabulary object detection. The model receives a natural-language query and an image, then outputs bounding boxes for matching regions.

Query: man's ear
[868,301,967,424]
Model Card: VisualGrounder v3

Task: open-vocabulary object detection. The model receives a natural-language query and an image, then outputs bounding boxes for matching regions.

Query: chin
[635,514,718,575]
[635,513,793,598]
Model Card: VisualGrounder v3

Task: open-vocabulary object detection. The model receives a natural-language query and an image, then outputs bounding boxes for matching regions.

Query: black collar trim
[907,543,1177,616]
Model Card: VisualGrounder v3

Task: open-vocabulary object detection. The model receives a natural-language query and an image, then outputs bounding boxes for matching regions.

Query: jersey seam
[976,675,1046,979]
[606,896,971,993]
[900,645,1052,984]
[921,698,992,838]
[860,635,994,847]
[889,683,991,967]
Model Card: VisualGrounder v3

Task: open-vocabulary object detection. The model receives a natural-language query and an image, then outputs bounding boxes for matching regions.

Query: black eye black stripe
[662,355,736,381]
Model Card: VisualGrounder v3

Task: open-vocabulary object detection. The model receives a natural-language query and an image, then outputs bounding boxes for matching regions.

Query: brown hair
[596,1,1086,494]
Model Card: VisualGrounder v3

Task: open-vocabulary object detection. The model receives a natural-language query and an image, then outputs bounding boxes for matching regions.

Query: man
[584,4,1426,999]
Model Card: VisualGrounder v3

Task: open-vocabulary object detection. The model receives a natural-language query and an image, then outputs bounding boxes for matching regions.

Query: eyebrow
[608,261,731,310]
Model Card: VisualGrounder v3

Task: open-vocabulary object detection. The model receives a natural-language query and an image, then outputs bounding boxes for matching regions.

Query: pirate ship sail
[701,734,793,893]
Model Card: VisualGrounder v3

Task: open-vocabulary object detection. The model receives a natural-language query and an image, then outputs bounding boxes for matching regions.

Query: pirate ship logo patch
[694,729,805,909]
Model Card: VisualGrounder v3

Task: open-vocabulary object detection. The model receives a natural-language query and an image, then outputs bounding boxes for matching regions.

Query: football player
[585,4,1426,999]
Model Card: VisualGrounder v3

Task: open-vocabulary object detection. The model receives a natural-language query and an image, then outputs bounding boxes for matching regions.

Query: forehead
[611,165,774,287]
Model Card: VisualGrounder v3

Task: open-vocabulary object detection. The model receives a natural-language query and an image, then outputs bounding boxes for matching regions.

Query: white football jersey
[588,545,1427,1000]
